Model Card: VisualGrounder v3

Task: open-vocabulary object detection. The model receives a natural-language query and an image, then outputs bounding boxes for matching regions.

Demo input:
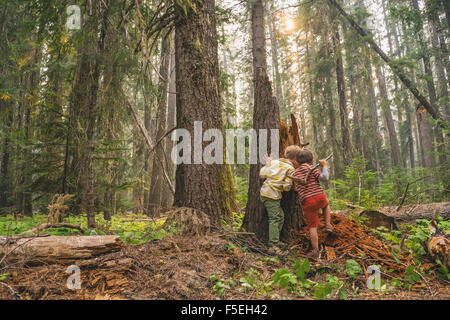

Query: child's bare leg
[309,227,319,252]
[323,205,332,229]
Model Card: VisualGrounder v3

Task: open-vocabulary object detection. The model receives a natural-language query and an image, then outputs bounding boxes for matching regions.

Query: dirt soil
[0,213,449,300]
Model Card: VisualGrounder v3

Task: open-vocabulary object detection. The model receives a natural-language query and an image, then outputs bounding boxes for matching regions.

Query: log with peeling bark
[336,202,450,225]
[333,202,450,235]
[0,235,123,264]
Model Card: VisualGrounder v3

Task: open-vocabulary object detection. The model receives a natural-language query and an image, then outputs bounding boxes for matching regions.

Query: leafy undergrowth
[0,211,448,300]
[0,213,171,244]
[0,234,448,300]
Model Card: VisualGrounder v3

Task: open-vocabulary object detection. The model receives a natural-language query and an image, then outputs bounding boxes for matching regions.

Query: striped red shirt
[293,164,325,202]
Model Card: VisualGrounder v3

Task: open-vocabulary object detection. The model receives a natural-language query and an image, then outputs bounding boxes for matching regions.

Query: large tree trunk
[173,0,235,226]
[268,6,284,115]
[251,0,267,80]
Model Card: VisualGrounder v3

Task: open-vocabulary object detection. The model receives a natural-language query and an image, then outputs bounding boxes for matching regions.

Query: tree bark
[333,30,353,167]
[148,36,170,216]
[242,70,280,243]
[251,0,267,79]
[364,48,382,185]
[268,7,284,114]
[0,101,12,209]
[163,42,176,208]
[173,0,236,226]
[375,63,402,167]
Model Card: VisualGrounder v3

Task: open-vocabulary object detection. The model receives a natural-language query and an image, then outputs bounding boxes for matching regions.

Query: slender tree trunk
[148,36,170,216]
[375,64,402,167]
[268,8,284,113]
[363,47,382,184]
[441,0,450,32]
[68,4,108,227]
[163,42,176,208]
[0,101,12,209]
[333,30,353,167]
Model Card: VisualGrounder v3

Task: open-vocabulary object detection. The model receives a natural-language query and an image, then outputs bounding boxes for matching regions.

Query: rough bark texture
[268,9,284,115]
[280,115,307,242]
[243,69,280,243]
[173,0,236,225]
[0,236,123,264]
[251,0,267,80]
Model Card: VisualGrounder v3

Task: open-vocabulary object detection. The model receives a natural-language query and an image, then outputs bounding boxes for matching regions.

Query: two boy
[260,147,331,258]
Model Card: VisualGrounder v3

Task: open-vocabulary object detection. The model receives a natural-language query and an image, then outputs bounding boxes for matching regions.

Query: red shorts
[301,193,329,229]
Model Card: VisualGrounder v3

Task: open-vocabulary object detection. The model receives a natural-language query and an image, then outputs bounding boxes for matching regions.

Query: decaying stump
[47,194,75,224]
[242,68,308,244]
[279,114,309,243]
[164,207,212,236]
[427,236,449,268]
[0,235,123,264]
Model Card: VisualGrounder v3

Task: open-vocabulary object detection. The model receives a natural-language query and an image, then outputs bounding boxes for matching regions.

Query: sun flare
[283,17,296,32]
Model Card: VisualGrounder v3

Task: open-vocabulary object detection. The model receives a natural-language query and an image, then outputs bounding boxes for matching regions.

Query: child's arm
[318,159,330,182]
[318,167,330,182]
[259,155,272,178]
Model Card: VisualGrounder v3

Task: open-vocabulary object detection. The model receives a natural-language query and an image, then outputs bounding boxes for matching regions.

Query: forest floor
[0,213,449,300]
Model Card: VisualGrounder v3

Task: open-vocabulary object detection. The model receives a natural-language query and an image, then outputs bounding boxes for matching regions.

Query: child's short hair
[284,145,302,160]
[296,149,314,165]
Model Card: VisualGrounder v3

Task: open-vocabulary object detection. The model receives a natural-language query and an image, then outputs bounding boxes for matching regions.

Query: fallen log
[0,236,123,264]
[335,202,450,229]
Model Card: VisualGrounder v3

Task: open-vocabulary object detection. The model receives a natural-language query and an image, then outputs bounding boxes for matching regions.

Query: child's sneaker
[326,224,334,234]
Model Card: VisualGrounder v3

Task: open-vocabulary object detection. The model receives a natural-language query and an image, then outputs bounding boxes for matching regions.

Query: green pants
[261,196,285,246]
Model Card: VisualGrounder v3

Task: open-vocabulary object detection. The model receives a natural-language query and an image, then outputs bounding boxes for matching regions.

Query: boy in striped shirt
[292,149,333,259]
